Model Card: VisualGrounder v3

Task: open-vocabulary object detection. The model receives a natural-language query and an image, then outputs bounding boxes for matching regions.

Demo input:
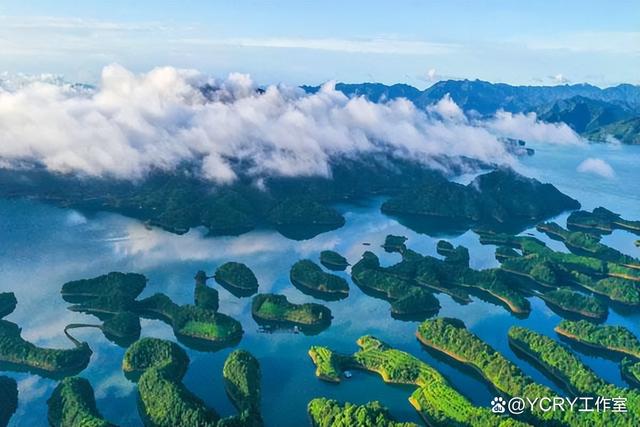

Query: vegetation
[124,338,262,427]
[0,376,17,427]
[0,319,92,376]
[251,294,331,331]
[319,250,349,270]
[0,293,17,319]
[61,272,147,304]
[495,246,520,262]
[567,207,640,235]
[308,398,416,427]
[290,259,349,298]
[222,350,263,427]
[621,358,640,387]
[308,336,530,426]
[417,318,561,424]
[436,241,469,266]
[214,262,259,296]
[382,235,408,253]
[555,320,640,358]
[195,282,220,311]
[136,293,243,348]
[123,337,219,426]
[508,326,640,425]
[351,252,440,317]
[101,311,141,344]
[381,168,580,226]
[47,377,114,427]
[267,198,344,227]
[537,222,639,266]
[539,289,607,320]
[585,116,640,145]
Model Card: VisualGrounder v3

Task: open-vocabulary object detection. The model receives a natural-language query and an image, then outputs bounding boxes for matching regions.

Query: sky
[0,0,638,87]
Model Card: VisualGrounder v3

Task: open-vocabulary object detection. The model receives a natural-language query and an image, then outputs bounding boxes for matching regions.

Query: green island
[436,240,470,266]
[351,251,441,317]
[381,168,580,227]
[308,336,530,427]
[61,272,147,346]
[554,319,640,359]
[319,250,349,270]
[477,230,640,304]
[508,326,640,426]
[537,222,639,267]
[47,376,115,427]
[567,207,640,236]
[537,288,607,320]
[621,358,640,388]
[308,398,417,427]
[251,293,331,333]
[195,271,219,311]
[136,293,243,349]
[290,259,349,299]
[382,235,408,253]
[214,262,259,297]
[416,318,566,425]
[0,293,92,377]
[123,338,263,427]
[0,293,17,319]
[0,375,18,427]
[352,240,531,315]
[222,350,263,427]
[495,246,520,262]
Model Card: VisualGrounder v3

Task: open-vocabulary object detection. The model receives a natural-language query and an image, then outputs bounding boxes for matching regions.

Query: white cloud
[483,111,584,145]
[550,73,570,84]
[577,157,615,179]
[177,36,460,55]
[427,93,465,122]
[0,64,527,182]
[520,31,640,55]
[426,68,438,81]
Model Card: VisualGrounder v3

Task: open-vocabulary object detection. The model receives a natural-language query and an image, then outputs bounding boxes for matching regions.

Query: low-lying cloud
[0,65,583,183]
[577,157,615,179]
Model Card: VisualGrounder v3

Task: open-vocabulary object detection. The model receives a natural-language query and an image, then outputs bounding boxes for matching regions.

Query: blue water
[0,143,638,426]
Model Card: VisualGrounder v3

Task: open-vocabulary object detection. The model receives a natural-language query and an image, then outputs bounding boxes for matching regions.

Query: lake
[1,142,638,426]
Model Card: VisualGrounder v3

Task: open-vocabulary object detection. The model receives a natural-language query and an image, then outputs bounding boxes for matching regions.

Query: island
[123,338,263,427]
[136,293,243,350]
[308,398,416,427]
[554,319,640,359]
[382,235,408,253]
[621,358,640,388]
[251,293,332,333]
[0,293,17,319]
[567,207,640,235]
[0,376,17,427]
[537,222,639,267]
[61,272,147,305]
[436,240,469,266]
[47,377,115,427]
[308,336,530,427]
[351,252,441,318]
[381,168,580,230]
[416,318,566,425]
[290,259,349,299]
[508,326,640,425]
[123,338,219,427]
[214,262,259,297]
[222,350,263,427]
[0,294,92,378]
[537,288,607,320]
[319,250,349,271]
[476,230,640,305]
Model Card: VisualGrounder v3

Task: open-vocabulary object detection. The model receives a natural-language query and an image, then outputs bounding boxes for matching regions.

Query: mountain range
[303,80,640,144]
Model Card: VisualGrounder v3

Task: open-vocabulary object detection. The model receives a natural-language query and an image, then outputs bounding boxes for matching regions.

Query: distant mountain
[536,96,634,133]
[303,79,640,116]
[584,117,640,145]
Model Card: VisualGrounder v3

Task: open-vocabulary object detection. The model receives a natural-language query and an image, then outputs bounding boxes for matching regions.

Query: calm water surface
[0,143,638,426]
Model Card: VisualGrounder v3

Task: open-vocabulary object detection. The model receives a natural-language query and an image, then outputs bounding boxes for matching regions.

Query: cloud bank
[0,65,582,183]
[577,158,615,179]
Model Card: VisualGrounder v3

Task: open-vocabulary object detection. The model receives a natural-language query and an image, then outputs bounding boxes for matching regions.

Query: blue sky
[0,0,638,87]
